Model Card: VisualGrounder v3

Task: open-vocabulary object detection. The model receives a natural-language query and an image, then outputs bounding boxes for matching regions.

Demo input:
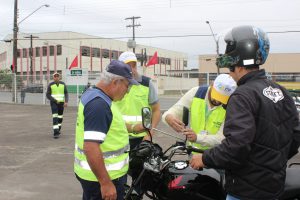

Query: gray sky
[1,0,300,68]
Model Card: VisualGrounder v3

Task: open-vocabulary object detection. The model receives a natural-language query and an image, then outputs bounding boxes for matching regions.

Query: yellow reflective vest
[115,76,150,138]
[50,83,65,102]
[74,89,129,181]
[189,86,226,150]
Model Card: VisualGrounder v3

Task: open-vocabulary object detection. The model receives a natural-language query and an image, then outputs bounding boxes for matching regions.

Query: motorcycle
[124,107,300,200]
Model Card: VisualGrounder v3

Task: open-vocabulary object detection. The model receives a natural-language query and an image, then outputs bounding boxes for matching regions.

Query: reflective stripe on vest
[189,94,226,151]
[51,83,65,102]
[75,143,130,159]
[114,84,150,138]
[122,115,142,123]
[74,88,129,181]
[75,156,129,171]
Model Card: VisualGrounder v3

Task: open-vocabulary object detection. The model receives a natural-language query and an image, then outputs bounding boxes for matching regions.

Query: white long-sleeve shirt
[162,86,225,147]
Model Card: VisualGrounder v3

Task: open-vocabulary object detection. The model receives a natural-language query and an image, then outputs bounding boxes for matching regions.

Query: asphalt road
[0,103,299,200]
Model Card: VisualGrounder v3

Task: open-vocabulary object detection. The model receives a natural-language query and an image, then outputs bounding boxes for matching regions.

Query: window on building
[42,46,47,56]
[35,47,40,57]
[166,58,171,65]
[102,49,109,58]
[183,60,187,68]
[57,45,62,55]
[92,48,100,57]
[17,49,20,58]
[160,57,165,64]
[111,50,118,59]
[81,46,90,56]
[49,46,54,56]
[136,53,142,61]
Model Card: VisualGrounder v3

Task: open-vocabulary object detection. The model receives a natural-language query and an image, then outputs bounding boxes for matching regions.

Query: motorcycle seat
[281,168,300,199]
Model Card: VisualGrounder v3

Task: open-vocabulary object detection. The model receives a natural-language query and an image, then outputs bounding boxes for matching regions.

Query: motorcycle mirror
[142,107,152,130]
[182,106,189,127]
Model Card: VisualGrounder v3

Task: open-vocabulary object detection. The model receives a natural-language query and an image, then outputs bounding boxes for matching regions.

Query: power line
[8,30,300,42]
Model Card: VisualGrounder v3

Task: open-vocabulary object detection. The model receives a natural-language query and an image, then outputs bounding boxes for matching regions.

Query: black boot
[53,130,61,139]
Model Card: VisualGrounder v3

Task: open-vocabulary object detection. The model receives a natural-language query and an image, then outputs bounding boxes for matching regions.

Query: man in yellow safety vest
[162,74,236,150]
[46,72,68,138]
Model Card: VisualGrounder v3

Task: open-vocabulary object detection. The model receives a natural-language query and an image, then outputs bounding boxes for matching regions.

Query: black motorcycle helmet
[216,25,270,70]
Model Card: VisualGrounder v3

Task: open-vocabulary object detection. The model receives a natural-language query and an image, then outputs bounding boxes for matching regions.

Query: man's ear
[111,78,119,85]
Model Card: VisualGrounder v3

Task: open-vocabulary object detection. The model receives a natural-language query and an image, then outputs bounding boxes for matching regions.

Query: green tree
[0,69,22,89]
[0,69,13,89]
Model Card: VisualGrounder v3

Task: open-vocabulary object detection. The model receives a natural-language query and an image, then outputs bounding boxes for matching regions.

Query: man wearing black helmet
[190,25,300,200]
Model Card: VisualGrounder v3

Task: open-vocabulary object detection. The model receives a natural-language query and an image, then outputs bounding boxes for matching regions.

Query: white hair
[100,71,124,85]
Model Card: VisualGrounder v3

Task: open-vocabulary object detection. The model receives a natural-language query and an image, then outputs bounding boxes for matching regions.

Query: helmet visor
[216,27,239,68]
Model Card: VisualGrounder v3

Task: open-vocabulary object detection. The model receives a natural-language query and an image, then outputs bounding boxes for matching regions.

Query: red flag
[146,51,158,67]
[69,55,78,69]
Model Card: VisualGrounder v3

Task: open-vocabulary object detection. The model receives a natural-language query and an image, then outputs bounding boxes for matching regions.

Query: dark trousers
[76,174,127,200]
[50,102,64,133]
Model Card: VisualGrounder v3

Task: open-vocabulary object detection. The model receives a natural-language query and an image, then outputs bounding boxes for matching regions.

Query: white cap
[211,74,237,105]
[118,52,137,64]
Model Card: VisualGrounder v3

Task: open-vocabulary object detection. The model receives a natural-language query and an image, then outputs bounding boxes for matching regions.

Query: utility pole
[24,35,39,83]
[13,0,18,73]
[12,0,18,103]
[125,16,141,53]
[206,21,220,74]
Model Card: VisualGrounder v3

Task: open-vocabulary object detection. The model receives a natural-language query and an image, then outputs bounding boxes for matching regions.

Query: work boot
[53,130,61,139]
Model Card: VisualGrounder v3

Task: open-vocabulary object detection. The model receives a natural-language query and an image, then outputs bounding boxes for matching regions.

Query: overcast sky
[0,0,300,68]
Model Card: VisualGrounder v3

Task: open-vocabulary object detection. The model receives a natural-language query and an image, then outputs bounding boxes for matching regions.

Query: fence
[1,72,300,106]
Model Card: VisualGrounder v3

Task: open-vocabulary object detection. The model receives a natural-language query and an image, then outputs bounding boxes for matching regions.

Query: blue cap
[106,60,138,85]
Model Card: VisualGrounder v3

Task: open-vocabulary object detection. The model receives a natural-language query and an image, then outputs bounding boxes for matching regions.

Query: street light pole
[12,0,18,74]
[206,21,220,74]
[11,2,50,102]
[18,4,50,26]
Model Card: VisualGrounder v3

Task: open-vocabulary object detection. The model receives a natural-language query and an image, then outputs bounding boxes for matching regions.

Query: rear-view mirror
[141,107,152,130]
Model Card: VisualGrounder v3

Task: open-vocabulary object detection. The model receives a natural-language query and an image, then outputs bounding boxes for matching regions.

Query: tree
[0,69,22,89]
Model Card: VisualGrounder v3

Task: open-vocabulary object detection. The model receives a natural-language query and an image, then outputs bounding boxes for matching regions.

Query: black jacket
[203,69,300,200]
[46,81,69,103]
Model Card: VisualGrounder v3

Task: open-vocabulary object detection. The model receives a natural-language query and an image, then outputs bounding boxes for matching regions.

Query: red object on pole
[146,51,158,67]
[11,59,15,72]
[69,55,78,69]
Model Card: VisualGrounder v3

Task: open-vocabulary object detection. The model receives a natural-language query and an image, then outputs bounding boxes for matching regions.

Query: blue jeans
[76,174,127,200]
[226,194,240,200]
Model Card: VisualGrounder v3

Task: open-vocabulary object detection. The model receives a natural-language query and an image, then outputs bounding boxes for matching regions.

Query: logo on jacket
[263,86,284,103]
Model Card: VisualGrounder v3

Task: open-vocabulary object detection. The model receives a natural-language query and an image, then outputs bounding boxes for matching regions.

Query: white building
[0,31,188,81]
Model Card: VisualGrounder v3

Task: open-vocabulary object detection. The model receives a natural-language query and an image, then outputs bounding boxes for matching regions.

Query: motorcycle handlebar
[167,142,204,159]
[185,145,204,154]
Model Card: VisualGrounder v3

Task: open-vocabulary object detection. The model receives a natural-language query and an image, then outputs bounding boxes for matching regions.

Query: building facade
[0,31,188,81]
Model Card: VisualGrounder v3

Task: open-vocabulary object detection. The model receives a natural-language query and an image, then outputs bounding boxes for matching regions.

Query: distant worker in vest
[74,60,138,200]
[116,51,161,149]
[162,74,237,150]
[46,72,69,139]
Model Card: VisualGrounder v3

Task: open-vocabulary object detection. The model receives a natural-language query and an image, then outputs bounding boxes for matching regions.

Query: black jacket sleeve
[64,83,69,103]
[203,92,256,169]
[288,122,300,159]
